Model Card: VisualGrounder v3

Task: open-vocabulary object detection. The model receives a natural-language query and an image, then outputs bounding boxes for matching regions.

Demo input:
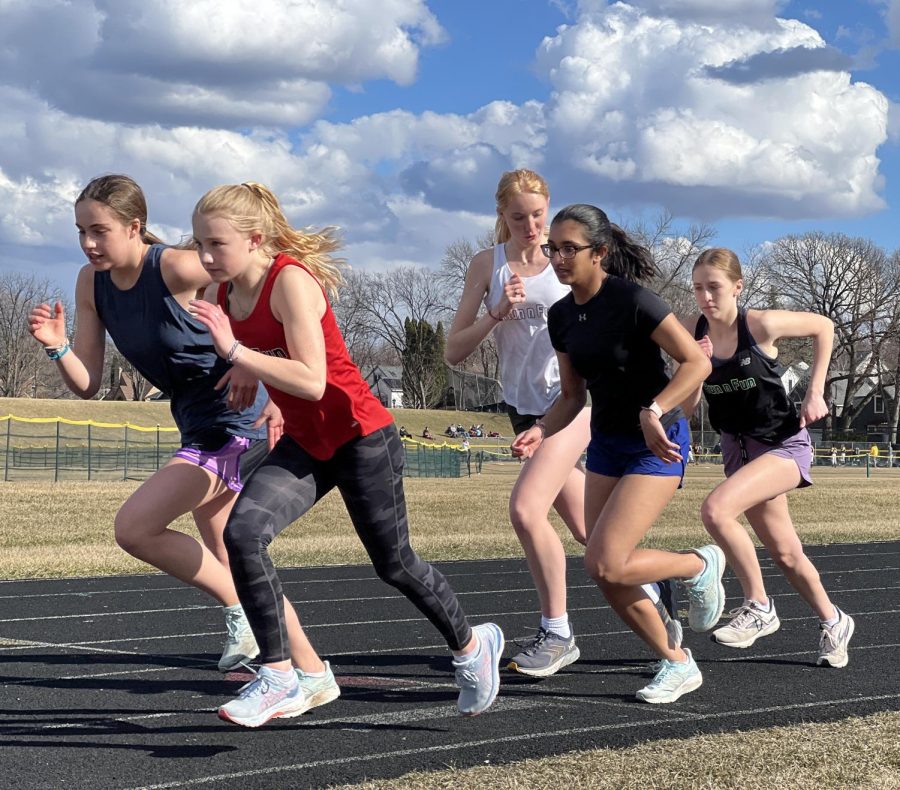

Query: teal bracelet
[46,344,70,361]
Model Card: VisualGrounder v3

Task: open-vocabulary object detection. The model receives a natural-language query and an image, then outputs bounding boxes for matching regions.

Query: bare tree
[332,274,400,376]
[763,232,900,436]
[438,231,500,380]
[0,273,72,398]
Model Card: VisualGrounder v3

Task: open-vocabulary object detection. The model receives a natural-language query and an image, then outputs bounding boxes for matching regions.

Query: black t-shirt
[548,275,683,437]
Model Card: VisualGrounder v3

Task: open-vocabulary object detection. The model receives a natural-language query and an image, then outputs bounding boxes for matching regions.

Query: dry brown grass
[0,465,897,578]
[328,712,900,790]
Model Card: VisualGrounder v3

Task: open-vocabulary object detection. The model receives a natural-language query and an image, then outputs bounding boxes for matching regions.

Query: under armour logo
[578,313,587,322]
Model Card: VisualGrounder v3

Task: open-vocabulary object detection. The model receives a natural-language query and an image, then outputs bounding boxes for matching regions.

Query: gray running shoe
[683,545,727,632]
[817,609,855,668]
[713,600,780,648]
[454,622,504,716]
[295,660,341,711]
[636,648,703,704]
[219,605,260,672]
[507,627,580,678]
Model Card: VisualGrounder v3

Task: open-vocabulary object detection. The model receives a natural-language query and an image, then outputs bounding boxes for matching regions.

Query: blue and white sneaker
[295,661,341,710]
[218,604,260,672]
[453,623,504,716]
[683,545,727,632]
[636,648,703,704]
[218,666,306,728]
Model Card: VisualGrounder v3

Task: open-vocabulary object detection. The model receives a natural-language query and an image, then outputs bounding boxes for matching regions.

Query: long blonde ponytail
[193,182,345,298]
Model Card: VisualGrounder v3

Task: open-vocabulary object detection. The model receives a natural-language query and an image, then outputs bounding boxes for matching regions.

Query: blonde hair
[693,247,742,282]
[494,169,550,243]
[76,174,165,246]
[193,182,345,298]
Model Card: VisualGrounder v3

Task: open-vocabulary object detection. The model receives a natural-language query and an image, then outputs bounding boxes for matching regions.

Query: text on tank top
[483,244,569,415]
[695,310,800,443]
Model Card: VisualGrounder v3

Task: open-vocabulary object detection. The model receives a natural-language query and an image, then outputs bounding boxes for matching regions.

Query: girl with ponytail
[190,182,503,728]
[513,203,723,704]
[27,174,277,676]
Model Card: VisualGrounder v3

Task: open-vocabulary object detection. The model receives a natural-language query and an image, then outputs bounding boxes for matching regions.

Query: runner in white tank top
[446,170,680,678]
[484,242,568,416]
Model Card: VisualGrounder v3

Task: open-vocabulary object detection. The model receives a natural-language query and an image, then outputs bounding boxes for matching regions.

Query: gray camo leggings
[224,425,473,662]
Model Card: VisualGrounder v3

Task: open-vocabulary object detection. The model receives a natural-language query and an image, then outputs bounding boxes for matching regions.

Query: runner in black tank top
[686,248,854,667]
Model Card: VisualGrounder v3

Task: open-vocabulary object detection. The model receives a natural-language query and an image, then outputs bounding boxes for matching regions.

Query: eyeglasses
[540,243,592,260]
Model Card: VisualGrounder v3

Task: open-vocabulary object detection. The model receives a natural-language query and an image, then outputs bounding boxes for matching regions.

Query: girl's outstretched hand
[28,301,67,348]
[189,299,236,359]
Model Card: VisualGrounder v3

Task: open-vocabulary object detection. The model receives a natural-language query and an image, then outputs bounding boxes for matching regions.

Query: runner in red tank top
[189,182,504,728]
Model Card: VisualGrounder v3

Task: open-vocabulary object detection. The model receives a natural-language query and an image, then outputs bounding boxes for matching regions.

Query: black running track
[0,542,898,789]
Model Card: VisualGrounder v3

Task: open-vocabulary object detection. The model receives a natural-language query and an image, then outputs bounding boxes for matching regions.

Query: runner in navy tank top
[685,248,854,667]
[512,204,724,705]
[190,181,503,728]
[28,175,282,674]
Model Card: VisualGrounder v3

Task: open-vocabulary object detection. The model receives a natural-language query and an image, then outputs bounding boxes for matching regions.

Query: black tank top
[695,310,800,444]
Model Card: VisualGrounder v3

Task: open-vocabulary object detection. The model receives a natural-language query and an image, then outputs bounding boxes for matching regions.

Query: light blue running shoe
[218,604,260,672]
[636,648,703,703]
[683,544,727,632]
[453,622,504,716]
[295,661,341,711]
[218,666,306,728]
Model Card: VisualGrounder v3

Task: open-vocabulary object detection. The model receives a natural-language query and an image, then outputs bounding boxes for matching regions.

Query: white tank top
[484,244,570,415]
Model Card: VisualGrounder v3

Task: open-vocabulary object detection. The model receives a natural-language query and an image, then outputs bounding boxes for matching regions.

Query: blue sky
[1,0,898,295]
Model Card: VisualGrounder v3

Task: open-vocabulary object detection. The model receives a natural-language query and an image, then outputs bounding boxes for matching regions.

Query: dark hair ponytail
[551,204,656,283]
[607,223,656,282]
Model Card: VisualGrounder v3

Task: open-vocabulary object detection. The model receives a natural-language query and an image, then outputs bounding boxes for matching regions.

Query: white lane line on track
[121,692,900,790]
[0,604,896,658]
[1,624,896,687]
[1,572,897,623]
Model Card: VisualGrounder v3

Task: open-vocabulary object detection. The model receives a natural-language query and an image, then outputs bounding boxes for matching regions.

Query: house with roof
[365,365,404,409]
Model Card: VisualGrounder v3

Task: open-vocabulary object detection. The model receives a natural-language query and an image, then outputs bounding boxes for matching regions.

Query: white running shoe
[713,600,780,648]
[636,648,703,704]
[218,604,260,672]
[218,666,306,728]
[817,609,855,668]
[454,623,504,716]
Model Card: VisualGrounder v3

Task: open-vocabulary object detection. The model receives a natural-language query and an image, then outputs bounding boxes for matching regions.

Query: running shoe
[454,622,504,715]
[636,648,703,704]
[218,666,306,727]
[295,661,341,711]
[218,604,260,672]
[683,545,727,632]
[817,609,855,668]
[507,627,580,678]
[713,600,780,648]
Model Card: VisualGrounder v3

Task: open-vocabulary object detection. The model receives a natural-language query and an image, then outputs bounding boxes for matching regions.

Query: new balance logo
[739,356,751,366]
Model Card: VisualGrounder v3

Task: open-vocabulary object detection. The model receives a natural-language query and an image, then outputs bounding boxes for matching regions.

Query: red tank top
[218,254,393,460]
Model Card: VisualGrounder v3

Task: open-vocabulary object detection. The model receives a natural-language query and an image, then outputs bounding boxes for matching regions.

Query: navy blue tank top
[93,244,264,446]
[695,310,800,444]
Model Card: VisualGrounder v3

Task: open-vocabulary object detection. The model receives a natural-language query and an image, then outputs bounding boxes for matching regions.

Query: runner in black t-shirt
[684,248,854,667]
[512,203,724,704]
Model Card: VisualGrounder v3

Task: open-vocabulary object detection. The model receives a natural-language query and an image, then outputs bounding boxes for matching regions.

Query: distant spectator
[830,446,837,467]
[870,444,879,467]
[840,446,847,465]
[422,427,434,440]
[399,425,411,439]
[461,436,470,452]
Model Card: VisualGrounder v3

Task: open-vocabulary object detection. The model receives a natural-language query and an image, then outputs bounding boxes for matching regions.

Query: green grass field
[1,397,898,789]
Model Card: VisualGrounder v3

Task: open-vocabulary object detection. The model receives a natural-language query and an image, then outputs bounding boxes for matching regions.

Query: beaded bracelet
[226,340,243,364]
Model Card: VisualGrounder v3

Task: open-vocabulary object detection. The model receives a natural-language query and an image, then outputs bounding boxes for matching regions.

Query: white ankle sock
[541,614,571,639]
[821,607,840,627]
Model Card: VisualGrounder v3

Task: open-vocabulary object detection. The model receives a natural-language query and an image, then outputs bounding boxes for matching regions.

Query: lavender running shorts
[174,433,269,493]
[720,428,813,488]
